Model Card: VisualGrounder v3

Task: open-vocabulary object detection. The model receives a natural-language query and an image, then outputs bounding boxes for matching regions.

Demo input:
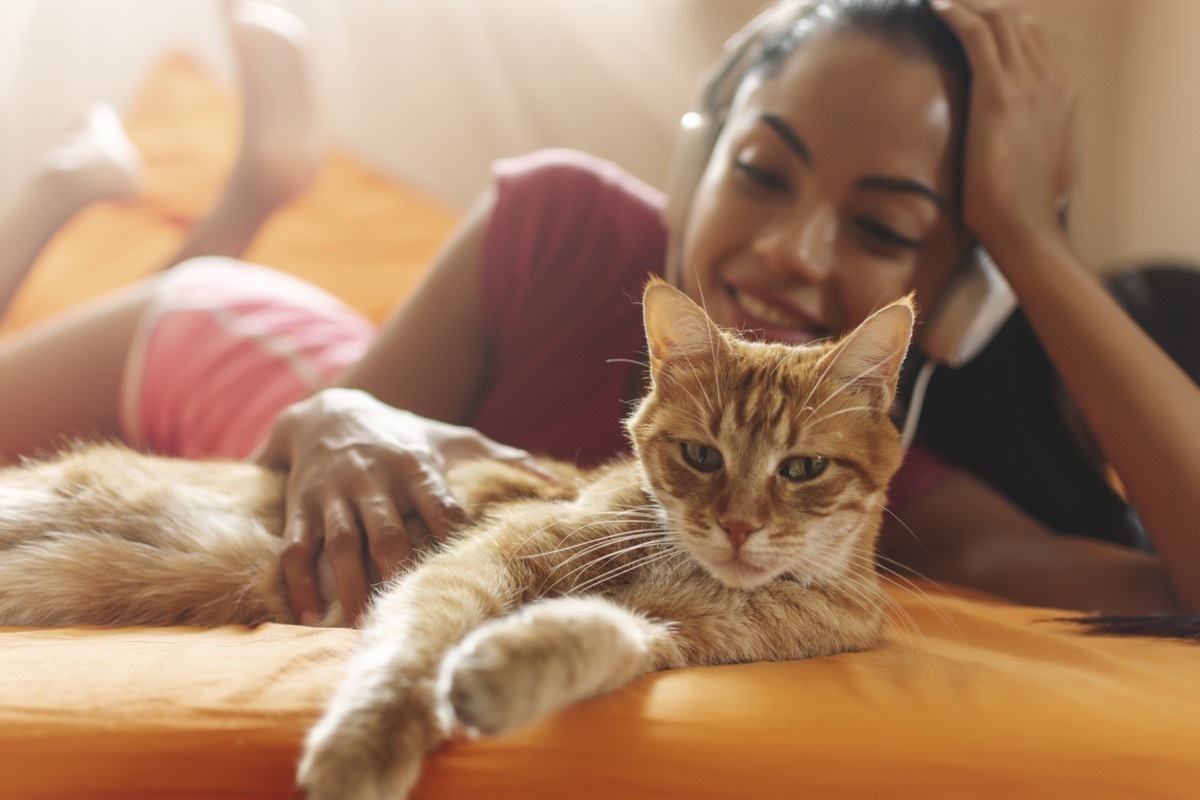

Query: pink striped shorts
[120,257,376,460]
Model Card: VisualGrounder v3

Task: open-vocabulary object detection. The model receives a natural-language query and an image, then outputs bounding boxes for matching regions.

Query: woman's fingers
[1022,14,1066,84]
[357,489,412,579]
[279,504,326,626]
[404,465,471,542]
[322,496,372,626]
[935,0,1050,81]
[931,0,1004,80]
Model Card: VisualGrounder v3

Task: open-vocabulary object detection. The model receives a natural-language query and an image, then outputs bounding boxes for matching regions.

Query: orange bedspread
[1,58,1198,800]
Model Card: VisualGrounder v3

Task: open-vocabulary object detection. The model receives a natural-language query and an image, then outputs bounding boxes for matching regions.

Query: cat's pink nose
[721,520,760,549]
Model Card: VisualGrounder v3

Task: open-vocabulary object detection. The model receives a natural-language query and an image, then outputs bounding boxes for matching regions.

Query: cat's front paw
[296,703,425,800]
[438,615,559,736]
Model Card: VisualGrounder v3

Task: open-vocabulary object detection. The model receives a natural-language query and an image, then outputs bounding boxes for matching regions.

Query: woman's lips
[723,284,828,345]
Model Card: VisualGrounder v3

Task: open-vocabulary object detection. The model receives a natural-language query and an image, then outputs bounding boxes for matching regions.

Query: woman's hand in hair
[930,0,1075,257]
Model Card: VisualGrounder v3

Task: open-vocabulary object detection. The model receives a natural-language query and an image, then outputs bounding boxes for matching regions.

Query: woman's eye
[680,442,724,472]
[854,217,921,251]
[734,160,789,192]
[779,456,829,482]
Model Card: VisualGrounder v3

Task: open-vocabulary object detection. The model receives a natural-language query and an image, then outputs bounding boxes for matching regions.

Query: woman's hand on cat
[256,388,551,626]
[931,0,1075,257]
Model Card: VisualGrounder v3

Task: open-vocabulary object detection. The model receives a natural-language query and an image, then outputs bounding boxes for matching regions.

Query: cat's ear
[642,277,729,377]
[819,294,915,410]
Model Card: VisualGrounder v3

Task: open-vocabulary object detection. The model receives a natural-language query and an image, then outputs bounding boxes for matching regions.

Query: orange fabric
[2,58,1199,800]
[2,587,1199,799]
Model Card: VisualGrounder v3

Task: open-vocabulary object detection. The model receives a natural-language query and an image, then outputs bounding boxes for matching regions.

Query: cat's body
[0,280,915,800]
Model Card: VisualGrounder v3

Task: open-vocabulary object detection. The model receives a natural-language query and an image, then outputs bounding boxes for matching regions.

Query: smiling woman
[674,29,965,344]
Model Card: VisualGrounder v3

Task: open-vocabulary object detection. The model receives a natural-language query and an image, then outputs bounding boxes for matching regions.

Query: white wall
[0,0,1196,270]
[1111,0,1200,266]
[0,0,761,210]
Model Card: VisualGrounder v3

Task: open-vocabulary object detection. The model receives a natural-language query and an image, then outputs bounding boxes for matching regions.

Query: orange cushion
[2,54,456,334]
[2,586,1199,799]
[2,57,1199,800]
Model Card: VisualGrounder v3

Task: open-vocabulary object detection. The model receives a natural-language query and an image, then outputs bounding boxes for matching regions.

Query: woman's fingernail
[930,0,953,10]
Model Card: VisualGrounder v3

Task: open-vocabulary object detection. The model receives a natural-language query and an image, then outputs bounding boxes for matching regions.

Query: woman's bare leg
[165,0,320,266]
[0,1,320,462]
[0,279,158,461]
[0,105,140,318]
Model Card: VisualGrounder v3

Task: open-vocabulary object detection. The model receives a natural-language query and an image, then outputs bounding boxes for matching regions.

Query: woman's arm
[335,188,495,422]
[260,188,551,625]
[883,471,1177,614]
[986,227,1200,611]
[932,0,1200,609]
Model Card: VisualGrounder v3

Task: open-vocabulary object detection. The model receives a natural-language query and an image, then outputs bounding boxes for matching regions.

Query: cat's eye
[680,442,724,472]
[779,456,829,482]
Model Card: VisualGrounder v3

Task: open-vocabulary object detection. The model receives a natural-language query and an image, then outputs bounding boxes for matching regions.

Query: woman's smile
[721,282,829,344]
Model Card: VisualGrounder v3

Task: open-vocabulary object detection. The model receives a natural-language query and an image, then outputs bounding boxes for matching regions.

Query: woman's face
[675,30,966,344]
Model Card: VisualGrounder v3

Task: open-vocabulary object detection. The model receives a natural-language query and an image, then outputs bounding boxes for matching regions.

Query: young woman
[1,0,1197,626]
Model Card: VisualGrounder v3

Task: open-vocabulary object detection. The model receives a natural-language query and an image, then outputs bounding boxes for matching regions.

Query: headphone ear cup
[662,112,717,237]
[919,247,1017,367]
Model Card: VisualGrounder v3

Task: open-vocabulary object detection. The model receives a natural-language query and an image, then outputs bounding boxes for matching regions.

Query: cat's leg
[438,595,681,736]
[297,552,520,800]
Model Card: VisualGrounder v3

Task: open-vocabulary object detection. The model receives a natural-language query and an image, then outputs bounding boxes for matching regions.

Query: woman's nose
[753,204,836,281]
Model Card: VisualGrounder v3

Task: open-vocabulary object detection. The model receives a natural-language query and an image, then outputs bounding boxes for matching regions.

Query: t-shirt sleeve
[480,148,665,340]
[472,149,667,463]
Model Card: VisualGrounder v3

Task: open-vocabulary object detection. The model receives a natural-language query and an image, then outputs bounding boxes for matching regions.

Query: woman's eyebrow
[856,175,946,209]
[760,113,812,165]
[759,112,945,209]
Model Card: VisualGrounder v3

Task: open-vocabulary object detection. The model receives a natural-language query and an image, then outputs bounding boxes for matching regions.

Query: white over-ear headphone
[660,0,1017,371]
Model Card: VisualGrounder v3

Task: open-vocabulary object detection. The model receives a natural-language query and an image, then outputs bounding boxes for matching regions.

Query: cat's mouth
[705,554,779,590]
[723,285,829,345]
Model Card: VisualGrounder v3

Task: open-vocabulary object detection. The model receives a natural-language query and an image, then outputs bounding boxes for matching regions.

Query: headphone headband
[663,1,828,240]
[698,1,827,120]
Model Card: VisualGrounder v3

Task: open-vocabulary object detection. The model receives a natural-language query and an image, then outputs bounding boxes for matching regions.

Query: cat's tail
[0,522,292,627]
[1055,612,1200,642]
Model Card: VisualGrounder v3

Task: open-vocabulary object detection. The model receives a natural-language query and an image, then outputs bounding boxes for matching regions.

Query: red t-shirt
[471,149,666,465]
[470,148,949,512]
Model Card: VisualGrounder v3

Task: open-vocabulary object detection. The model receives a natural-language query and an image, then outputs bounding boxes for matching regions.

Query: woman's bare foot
[37,104,142,206]
[226,0,321,205]
[0,104,142,318]
[166,0,321,266]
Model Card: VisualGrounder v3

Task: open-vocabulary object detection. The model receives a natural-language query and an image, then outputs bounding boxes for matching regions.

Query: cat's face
[626,279,912,589]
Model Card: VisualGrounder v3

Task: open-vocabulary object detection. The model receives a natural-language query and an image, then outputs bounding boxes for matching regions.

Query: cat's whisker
[863,573,928,653]
[801,404,874,431]
[537,528,663,569]
[605,357,650,369]
[494,498,657,566]
[692,270,724,411]
[806,357,891,419]
[569,547,685,595]
[868,498,929,555]
[542,534,669,594]
[874,556,964,641]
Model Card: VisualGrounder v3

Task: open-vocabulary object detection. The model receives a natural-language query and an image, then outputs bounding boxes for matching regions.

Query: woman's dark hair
[723,0,971,204]
[747,0,970,93]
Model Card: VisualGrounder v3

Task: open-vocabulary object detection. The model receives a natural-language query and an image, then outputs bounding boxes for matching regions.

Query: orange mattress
[2,57,1199,800]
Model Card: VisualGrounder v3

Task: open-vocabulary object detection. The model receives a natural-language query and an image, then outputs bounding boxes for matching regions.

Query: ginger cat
[0,279,914,799]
